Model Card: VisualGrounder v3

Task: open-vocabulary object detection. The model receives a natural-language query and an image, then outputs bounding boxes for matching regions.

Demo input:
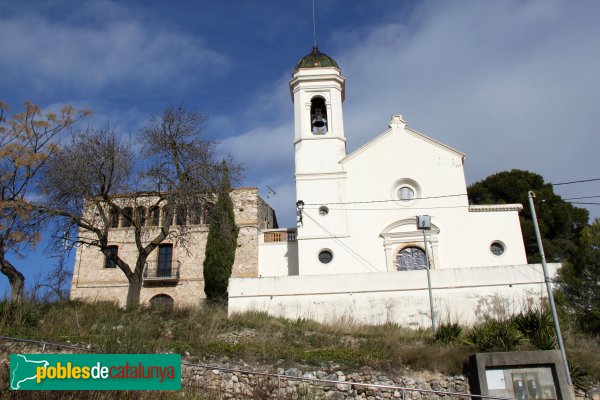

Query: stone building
[70,187,277,307]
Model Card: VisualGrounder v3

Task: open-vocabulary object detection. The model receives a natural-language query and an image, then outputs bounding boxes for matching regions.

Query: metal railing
[264,229,297,243]
[143,260,181,282]
[0,334,515,400]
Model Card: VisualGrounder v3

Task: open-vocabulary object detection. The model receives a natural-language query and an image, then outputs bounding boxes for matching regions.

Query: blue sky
[1,0,599,297]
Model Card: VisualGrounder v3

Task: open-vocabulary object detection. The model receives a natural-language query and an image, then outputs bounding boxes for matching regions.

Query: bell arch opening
[310,96,328,134]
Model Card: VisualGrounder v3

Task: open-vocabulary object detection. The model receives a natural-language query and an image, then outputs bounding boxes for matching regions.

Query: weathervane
[312,0,318,48]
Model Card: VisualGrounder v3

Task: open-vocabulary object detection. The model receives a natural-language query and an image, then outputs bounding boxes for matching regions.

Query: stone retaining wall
[183,364,470,400]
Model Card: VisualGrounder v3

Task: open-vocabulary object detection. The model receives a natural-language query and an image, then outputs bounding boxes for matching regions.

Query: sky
[1,0,599,297]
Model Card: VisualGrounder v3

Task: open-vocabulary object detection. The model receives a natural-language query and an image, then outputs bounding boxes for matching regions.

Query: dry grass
[1,300,599,386]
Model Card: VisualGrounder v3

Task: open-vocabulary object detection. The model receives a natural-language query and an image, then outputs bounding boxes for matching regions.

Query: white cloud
[0,2,230,95]
[220,122,293,169]
[228,0,600,221]
[335,0,600,190]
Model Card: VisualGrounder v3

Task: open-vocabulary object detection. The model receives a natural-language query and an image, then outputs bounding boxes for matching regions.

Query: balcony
[143,260,180,284]
[263,229,297,243]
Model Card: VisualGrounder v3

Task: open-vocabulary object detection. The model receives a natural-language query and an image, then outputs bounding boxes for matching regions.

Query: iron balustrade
[143,259,181,282]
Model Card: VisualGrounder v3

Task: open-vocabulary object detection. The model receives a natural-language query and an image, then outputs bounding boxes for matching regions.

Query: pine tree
[203,161,239,302]
[556,218,600,334]
[467,169,589,263]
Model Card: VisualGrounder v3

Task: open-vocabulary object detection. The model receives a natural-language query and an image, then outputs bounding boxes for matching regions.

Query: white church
[228,47,557,327]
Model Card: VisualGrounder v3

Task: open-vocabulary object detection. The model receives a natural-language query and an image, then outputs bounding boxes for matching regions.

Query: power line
[563,195,600,200]
[300,183,600,208]
[306,205,470,211]
[302,211,379,273]
[303,207,546,282]
[303,193,467,206]
[307,201,598,211]
[294,176,600,210]
[550,177,600,186]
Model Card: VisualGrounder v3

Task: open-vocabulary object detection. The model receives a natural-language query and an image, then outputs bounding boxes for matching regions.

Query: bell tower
[289,46,346,175]
[290,47,350,275]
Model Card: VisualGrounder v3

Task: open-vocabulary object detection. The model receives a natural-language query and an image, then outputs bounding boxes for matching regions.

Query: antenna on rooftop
[265,186,277,198]
[312,0,318,48]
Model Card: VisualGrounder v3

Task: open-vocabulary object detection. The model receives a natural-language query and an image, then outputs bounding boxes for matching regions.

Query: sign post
[417,215,436,335]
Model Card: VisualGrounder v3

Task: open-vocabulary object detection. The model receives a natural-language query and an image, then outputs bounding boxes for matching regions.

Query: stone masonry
[70,187,277,307]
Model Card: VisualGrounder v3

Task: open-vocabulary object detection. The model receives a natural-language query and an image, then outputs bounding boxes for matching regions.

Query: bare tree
[41,106,236,309]
[0,101,89,302]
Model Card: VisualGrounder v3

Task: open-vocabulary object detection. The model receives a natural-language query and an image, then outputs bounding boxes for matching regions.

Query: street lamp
[296,200,305,227]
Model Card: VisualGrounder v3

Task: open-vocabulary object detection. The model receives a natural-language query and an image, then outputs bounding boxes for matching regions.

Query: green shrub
[0,300,41,330]
[513,307,557,350]
[434,322,463,345]
[465,318,523,352]
[569,361,590,390]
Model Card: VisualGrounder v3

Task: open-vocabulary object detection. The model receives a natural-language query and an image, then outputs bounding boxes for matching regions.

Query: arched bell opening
[310,96,328,134]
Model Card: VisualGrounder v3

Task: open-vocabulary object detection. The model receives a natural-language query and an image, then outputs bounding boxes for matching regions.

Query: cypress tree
[203,161,239,302]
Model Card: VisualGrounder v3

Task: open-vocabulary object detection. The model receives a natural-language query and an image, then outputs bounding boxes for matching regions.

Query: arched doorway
[149,294,174,308]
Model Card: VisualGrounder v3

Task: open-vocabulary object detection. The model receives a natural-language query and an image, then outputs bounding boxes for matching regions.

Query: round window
[397,186,415,201]
[319,206,329,216]
[490,241,505,256]
[318,249,333,264]
[391,178,421,205]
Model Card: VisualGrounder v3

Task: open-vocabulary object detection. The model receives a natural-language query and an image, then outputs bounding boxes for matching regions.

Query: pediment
[380,218,440,238]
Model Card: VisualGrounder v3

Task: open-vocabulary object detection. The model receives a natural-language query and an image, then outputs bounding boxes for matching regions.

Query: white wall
[258,238,298,277]
[229,263,558,327]
[291,123,528,275]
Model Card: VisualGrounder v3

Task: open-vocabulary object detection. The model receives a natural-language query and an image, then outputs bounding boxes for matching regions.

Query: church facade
[228,48,556,326]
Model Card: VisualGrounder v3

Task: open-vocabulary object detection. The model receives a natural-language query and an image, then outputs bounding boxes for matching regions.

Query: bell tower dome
[289,46,346,175]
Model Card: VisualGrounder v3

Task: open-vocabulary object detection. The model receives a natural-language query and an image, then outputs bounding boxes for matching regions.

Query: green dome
[295,46,339,70]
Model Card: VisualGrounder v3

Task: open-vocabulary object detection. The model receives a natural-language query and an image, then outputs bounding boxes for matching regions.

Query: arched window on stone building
[121,207,133,228]
[149,294,174,308]
[135,206,146,227]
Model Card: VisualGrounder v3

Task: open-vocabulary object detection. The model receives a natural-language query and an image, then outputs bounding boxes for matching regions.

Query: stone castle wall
[70,187,274,307]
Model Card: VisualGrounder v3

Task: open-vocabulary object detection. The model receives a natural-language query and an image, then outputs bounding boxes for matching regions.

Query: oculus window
[318,249,333,264]
[391,178,421,205]
[490,241,505,256]
[397,186,415,201]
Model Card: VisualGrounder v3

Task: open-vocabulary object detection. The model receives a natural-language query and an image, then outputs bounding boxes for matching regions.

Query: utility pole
[527,191,572,387]
[417,215,436,335]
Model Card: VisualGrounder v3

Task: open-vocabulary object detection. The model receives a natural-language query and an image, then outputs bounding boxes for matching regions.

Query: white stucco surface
[229,263,559,327]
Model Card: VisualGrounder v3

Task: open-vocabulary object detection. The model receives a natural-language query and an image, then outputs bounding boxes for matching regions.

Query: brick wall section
[70,187,275,307]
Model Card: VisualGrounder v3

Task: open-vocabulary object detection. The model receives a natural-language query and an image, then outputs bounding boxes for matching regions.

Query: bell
[313,116,326,128]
